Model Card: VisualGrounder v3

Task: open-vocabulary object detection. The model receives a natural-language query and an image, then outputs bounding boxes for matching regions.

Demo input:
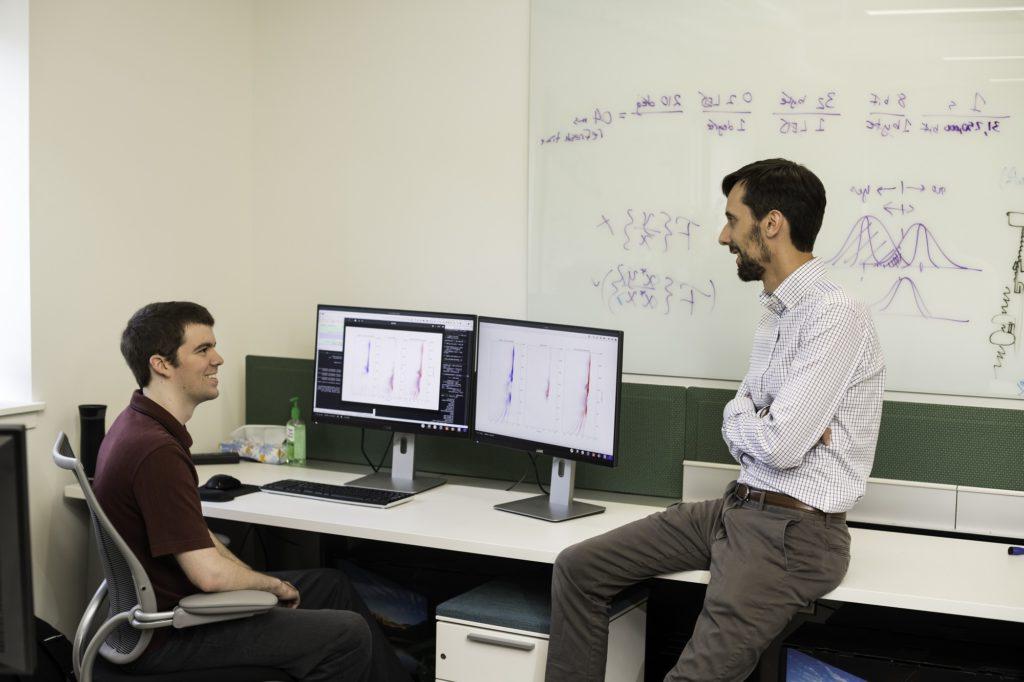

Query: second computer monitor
[312,305,476,493]
[475,317,623,521]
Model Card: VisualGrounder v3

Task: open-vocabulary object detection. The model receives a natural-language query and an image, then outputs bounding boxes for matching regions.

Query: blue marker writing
[1009,546,1024,555]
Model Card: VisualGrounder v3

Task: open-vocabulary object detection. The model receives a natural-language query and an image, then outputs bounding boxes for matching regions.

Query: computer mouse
[204,474,242,491]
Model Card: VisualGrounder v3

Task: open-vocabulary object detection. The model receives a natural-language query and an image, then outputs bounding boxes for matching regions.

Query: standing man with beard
[543,159,886,681]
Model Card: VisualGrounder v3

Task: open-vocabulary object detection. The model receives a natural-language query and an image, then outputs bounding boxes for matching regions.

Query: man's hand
[273,579,300,609]
[819,427,832,447]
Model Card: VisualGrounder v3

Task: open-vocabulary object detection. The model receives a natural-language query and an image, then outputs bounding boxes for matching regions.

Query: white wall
[24,0,529,635]
[0,0,31,404]
[27,0,255,634]
[248,0,530,357]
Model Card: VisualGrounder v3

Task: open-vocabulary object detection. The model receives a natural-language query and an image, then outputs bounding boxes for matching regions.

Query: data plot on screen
[341,327,443,411]
[563,349,595,435]
[477,321,619,457]
[523,345,563,434]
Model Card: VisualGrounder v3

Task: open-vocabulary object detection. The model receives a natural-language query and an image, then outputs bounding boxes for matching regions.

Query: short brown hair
[120,302,214,388]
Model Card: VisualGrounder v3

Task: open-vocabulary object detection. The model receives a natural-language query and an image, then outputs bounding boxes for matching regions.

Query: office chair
[53,432,294,682]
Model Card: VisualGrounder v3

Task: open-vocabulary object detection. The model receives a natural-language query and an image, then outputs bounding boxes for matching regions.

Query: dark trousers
[545,483,851,682]
[129,567,410,682]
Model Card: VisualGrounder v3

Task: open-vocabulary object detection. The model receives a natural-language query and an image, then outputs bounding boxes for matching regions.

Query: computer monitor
[312,305,476,494]
[0,425,34,676]
[474,317,623,522]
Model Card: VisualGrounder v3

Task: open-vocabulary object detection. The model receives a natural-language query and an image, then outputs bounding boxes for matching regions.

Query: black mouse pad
[198,484,261,503]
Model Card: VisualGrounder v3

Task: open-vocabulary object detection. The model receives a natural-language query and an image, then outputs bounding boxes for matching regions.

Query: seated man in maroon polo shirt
[93,301,410,682]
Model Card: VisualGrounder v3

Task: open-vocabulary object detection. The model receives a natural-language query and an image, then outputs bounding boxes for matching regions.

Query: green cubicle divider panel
[869,400,1024,490]
[684,387,1024,492]
[683,388,735,465]
[245,356,688,498]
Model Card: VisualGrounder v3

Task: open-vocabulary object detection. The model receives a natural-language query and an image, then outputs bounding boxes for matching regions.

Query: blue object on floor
[786,648,866,682]
[338,559,429,630]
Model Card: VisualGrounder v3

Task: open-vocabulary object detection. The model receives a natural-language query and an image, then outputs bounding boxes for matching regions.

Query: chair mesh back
[54,433,154,663]
[89,509,146,657]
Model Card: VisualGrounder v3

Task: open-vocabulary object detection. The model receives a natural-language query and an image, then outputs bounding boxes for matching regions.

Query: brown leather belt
[733,483,845,521]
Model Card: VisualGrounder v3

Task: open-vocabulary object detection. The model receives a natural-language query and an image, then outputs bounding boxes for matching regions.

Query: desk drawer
[436,622,547,682]
[436,604,646,682]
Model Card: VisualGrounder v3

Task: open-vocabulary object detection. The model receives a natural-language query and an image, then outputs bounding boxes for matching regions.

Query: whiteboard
[527,0,1024,398]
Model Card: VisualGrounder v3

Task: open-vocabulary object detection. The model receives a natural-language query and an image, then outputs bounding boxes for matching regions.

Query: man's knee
[554,540,601,586]
[306,567,359,608]
[328,610,372,657]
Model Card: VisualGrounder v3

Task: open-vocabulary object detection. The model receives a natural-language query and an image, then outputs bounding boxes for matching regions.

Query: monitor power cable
[506,452,549,494]
[505,469,529,492]
[360,428,394,473]
[528,452,549,495]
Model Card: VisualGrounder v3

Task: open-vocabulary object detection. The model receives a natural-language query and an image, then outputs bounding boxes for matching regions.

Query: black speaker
[78,404,106,478]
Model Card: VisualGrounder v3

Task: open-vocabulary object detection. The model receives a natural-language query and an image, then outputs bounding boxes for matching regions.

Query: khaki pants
[545,482,850,682]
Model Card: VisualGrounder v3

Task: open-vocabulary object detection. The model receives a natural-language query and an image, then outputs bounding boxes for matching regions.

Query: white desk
[64,460,1024,623]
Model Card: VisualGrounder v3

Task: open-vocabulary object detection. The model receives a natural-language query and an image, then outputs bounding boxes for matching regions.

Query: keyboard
[261,479,415,509]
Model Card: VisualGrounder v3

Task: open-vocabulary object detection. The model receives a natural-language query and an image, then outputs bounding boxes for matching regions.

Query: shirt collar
[129,390,193,450]
[758,257,825,315]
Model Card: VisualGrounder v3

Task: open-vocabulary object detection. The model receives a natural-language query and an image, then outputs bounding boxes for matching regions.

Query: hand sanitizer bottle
[285,396,307,465]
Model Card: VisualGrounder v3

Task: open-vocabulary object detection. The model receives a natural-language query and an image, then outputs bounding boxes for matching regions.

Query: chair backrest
[52,432,156,664]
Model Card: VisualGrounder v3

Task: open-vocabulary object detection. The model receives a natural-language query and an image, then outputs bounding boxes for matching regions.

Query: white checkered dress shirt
[722,258,886,513]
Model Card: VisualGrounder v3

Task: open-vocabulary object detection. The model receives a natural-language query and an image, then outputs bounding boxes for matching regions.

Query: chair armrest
[179,589,277,615]
[173,590,277,629]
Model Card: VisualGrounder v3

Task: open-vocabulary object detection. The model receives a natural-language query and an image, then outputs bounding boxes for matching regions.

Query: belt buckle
[735,483,751,502]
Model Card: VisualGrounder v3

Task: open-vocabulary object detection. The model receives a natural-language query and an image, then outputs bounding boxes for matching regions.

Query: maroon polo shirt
[93,390,214,624]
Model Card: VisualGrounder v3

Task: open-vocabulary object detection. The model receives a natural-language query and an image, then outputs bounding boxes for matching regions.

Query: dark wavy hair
[721,158,826,252]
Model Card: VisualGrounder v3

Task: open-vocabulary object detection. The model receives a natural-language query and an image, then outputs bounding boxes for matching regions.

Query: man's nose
[718,225,730,246]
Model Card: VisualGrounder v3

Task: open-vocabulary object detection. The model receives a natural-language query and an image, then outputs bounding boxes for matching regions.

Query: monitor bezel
[311,304,477,439]
[0,424,34,675]
[472,316,623,469]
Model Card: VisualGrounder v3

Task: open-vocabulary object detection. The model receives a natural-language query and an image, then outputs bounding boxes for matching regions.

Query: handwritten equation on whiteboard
[594,210,700,252]
[537,89,1011,146]
[591,265,716,316]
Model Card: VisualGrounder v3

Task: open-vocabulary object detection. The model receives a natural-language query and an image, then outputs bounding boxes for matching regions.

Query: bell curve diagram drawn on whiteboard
[527,0,1024,399]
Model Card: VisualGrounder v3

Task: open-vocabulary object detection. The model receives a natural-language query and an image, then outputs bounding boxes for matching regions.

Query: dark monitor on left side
[0,424,34,676]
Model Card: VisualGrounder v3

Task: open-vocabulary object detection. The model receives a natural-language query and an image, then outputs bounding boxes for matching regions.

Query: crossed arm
[722,304,864,469]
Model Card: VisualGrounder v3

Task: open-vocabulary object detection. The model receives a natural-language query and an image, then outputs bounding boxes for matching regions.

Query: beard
[736,249,765,281]
[733,225,770,282]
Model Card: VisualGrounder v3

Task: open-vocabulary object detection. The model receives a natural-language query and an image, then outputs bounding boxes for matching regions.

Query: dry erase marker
[1009,546,1024,556]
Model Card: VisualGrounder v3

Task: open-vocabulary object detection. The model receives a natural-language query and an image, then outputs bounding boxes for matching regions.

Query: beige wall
[248,0,529,358]
[23,0,528,635]
[26,0,255,634]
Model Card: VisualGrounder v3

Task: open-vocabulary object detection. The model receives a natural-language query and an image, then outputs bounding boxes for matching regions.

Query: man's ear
[149,354,173,380]
[763,209,785,239]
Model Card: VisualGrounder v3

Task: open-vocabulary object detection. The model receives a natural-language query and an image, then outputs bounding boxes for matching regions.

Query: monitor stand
[494,457,605,522]
[346,433,446,495]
